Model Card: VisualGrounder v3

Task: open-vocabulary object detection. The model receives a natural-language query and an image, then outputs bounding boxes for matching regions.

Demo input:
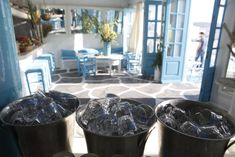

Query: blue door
[199,0,227,101]
[142,0,165,77]
[161,0,191,83]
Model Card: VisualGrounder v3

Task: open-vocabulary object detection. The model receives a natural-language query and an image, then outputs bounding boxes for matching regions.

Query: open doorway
[183,0,214,84]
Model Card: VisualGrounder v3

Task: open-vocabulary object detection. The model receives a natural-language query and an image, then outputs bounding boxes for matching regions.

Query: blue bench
[96,47,123,55]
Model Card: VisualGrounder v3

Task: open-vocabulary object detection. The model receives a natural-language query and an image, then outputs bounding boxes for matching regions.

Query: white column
[64,7,72,34]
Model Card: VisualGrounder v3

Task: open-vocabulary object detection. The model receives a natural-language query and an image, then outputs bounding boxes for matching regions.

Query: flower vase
[103,42,111,56]
[154,66,161,82]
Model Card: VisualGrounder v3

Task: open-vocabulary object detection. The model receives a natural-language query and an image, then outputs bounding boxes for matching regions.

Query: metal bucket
[76,99,155,157]
[0,94,79,157]
[155,99,235,157]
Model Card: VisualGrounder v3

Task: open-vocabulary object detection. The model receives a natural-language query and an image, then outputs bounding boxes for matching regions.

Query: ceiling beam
[31,0,130,8]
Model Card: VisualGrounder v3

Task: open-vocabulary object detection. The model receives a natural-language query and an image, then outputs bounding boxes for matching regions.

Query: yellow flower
[99,22,117,42]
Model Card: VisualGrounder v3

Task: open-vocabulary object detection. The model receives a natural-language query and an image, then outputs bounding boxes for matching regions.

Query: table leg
[109,61,112,75]
[118,60,121,73]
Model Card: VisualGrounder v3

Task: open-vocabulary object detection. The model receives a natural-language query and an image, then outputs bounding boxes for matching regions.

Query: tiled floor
[51,69,200,103]
[50,69,235,157]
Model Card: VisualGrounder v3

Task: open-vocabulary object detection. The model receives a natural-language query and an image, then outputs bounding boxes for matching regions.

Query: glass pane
[217,7,224,27]
[167,44,174,56]
[157,5,162,21]
[41,8,65,34]
[170,14,176,27]
[178,0,186,13]
[171,0,177,13]
[148,5,156,20]
[174,44,181,57]
[148,22,155,37]
[213,29,221,48]
[213,40,219,48]
[220,0,226,5]
[214,29,221,40]
[210,49,217,67]
[168,30,175,42]
[70,8,123,34]
[156,22,162,37]
[175,30,183,42]
[177,15,185,28]
[155,39,161,53]
[162,1,166,20]
[147,39,155,53]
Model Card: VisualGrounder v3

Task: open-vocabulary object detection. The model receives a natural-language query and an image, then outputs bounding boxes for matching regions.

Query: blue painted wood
[103,42,111,56]
[0,0,22,108]
[0,1,22,157]
[161,0,191,83]
[199,0,227,101]
[142,0,163,77]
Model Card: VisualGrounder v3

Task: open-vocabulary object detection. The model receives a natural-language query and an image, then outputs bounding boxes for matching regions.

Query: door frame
[199,0,227,101]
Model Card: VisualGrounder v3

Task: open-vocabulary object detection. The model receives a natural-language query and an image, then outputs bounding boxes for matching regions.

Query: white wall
[210,0,235,113]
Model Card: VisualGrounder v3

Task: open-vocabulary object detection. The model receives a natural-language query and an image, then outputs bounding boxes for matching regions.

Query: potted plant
[16,36,34,53]
[42,24,52,37]
[41,13,51,21]
[152,44,163,82]
[98,22,117,56]
[81,10,97,33]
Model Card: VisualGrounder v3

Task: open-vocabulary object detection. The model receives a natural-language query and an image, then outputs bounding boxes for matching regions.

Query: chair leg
[25,73,32,95]
[61,60,65,70]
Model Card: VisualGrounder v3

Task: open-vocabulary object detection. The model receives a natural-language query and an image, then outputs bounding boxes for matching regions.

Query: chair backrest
[61,49,76,60]
[127,53,141,61]
[83,57,96,67]
[82,57,96,77]
[40,52,56,71]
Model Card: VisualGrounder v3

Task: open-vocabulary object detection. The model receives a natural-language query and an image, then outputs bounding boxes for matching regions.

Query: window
[70,9,123,34]
[41,8,66,35]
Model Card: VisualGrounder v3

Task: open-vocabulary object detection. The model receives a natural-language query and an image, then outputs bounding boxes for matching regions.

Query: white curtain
[128,2,144,54]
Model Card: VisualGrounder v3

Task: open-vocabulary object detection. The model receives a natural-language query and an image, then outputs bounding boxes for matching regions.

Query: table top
[77,53,123,60]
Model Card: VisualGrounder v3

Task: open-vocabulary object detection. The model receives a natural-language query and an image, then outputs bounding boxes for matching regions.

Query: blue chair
[25,68,46,95]
[34,59,52,85]
[61,49,77,69]
[40,52,56,72]
[36,56,53,74]
[82,57,96,78]
[76,55,85,75]
[25,60,51,95]
[127,53,141,74]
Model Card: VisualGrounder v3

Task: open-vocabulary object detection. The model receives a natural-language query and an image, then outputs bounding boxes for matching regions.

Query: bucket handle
[138,124,156,147]
[0,120,7,132]
[226,139,235,150]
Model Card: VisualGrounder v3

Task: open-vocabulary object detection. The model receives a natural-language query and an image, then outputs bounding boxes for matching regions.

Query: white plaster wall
[210,0,235,113]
